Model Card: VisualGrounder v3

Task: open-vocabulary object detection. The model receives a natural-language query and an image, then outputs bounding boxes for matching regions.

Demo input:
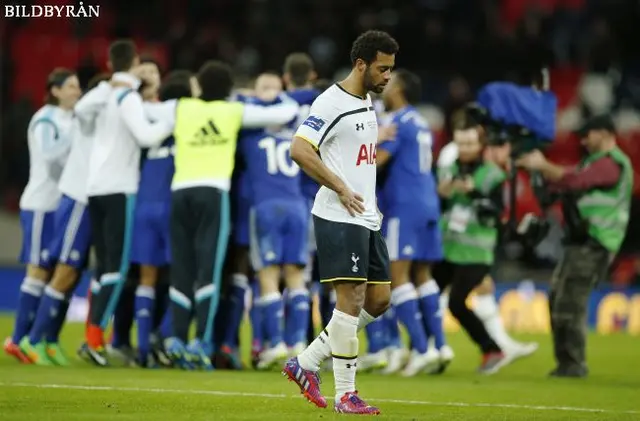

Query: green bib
[577,147,633,253]
[439,161,506,265]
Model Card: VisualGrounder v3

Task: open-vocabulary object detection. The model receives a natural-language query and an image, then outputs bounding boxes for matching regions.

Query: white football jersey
[295,84,380,231]
[20,105,74,211]
[58,121,94,204]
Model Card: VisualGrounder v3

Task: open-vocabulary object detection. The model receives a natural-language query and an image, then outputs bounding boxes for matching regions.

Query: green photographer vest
[439,161,506,265]
[577,147,632,254]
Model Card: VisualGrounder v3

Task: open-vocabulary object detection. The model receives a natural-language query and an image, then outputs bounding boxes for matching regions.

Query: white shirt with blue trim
[77,72,172,197]
[20,104,75,211]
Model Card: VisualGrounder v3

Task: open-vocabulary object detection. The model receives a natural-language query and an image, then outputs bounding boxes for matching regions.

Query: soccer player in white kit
[4,69,81,363]
[283,30,399,415]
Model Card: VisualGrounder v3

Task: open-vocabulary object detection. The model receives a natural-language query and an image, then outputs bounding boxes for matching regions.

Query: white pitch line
[1,382,638,415]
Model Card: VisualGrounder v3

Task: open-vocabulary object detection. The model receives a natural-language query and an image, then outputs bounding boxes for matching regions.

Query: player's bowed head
[348,30,399,96]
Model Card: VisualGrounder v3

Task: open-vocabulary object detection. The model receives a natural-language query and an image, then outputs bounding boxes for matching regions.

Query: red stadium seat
[81,37,112,71]
[611,256,636,286]
[139,43,169,70]
[549,66,584,110]
[56,38,82,69]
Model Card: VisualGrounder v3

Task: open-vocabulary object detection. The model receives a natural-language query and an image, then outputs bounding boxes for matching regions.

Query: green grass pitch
[1,315,639,420]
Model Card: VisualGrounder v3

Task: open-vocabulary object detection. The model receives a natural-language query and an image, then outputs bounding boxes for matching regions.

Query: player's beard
[364,67,386,94]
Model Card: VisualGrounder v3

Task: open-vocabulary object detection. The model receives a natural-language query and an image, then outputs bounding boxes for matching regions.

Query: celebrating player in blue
[4,69,81,363]
[222,73,286,368]
[281,53,323,346]
[377,70,454,375]
[127,69,187,368]
[240,96,311,370]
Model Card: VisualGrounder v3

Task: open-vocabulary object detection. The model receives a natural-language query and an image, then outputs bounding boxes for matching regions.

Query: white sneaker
[401,349,438,377]
[105,344,137,367]
[422,347,442,373]
[381,347,406,375]
[357,350,388,372]
[434,345,455,374]
[504,341,538,362]
[256,342,288,370]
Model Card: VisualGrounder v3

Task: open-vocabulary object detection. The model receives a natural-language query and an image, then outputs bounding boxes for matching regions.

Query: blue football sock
[365,317,387,353]
[286,288,310,346]
[12,277,46,344]
[45,292,71,343]
[28,286,64,345]
[391,283,428,353]
[135,285,156,357]
[249,282,263,351]
[383,306,401,348]
[418,280,446,349]
[262,292,284,346]
[222,274,248,348]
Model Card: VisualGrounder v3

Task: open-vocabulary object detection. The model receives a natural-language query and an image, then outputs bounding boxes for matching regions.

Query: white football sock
[297,308,377,372]
[357,308,376,330]
[473,293,516,350]
[329,309,359,401]
[439,293,449,314]
[297,327,330,372]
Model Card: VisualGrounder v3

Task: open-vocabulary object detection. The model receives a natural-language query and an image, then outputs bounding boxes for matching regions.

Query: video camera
[466,81,559,245]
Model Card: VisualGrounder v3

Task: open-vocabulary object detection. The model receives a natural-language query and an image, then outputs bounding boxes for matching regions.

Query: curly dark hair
[350,30,399,65]
[197,60,233,101]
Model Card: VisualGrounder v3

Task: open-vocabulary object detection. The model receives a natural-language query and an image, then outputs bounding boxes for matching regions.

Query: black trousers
[170,186,230,344]
[435,260,501,354]
[549,242,610,370]
[87,193,135,330]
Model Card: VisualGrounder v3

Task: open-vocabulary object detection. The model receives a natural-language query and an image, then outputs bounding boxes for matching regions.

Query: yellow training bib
[172,98,244,190]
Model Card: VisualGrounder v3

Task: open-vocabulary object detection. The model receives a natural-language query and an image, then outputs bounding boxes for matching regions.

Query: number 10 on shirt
[258,137,300,177]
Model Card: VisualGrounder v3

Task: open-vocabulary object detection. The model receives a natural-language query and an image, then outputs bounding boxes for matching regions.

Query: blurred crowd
[1,0,640,280]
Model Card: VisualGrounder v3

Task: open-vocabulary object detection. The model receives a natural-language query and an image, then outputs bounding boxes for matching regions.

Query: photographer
[436,119,514,375]
[516,115,633,378]
[438,133,539,362]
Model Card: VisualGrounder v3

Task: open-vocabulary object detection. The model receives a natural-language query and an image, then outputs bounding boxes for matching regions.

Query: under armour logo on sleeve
[355,123,364,131]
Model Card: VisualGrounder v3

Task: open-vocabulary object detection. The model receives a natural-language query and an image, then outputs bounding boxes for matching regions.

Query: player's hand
[437,179,455,198]
[451,177,474,193]
[377,124,397,144]
[462,176,474,192]
[338,188,365,217]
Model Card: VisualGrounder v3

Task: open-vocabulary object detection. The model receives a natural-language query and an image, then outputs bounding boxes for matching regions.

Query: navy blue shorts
[49,195,91,269]
[249,199,309,270]
[19,209,56,268]
[130,201,171,266]
[382,207,443,263]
